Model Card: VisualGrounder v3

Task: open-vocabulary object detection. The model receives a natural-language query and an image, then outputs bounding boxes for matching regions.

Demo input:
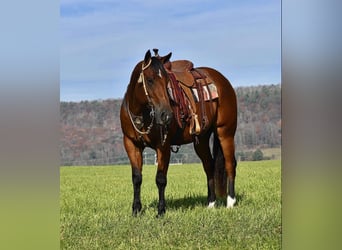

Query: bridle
[139,58,153,104]
[126,58,169,146]
[126,58,155,135]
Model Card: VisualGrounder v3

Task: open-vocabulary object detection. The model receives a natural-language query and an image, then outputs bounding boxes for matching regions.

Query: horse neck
[126,67,146,115]
[126,88,146,115]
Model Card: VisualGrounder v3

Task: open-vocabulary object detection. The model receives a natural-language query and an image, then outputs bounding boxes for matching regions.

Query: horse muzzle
[155,107,173,126]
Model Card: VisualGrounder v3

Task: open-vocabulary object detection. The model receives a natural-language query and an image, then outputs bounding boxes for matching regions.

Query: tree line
[60,84,281,165]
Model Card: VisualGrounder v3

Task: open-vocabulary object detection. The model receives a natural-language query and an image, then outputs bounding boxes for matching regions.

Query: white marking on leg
[208,201,216,208]
[227,195,236,208]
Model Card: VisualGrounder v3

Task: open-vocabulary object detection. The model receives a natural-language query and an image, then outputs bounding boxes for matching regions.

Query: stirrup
[189,114,201,135]
[171,145,180,153]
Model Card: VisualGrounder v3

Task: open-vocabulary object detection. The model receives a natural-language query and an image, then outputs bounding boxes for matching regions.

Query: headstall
[126,58,169,146]
[126,58,155,135]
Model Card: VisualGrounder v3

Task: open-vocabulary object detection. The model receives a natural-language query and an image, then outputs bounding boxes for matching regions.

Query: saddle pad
[191,83,218,102]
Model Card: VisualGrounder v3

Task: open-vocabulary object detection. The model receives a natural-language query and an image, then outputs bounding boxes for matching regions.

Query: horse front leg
[132,167,143,215]
[155,147,171,217]
[124,136,144,216]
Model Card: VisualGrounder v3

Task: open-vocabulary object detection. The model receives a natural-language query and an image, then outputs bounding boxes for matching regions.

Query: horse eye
[147,78,153,85]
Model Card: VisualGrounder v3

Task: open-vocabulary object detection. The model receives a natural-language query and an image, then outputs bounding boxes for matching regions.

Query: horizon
[60,82,281,103]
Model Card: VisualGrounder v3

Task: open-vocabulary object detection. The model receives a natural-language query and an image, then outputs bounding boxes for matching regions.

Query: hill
[60,84,281,165]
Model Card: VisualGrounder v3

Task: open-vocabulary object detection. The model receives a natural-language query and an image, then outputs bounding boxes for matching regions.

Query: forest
[60,84,281,165]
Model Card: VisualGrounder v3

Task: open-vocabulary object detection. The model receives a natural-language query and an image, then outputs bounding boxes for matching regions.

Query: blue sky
[60,0,280,101]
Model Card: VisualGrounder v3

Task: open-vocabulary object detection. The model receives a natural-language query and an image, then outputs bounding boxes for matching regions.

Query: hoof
[132,202,142,216]
[227,195,236,208]
[132,209,141,216]
[156,212,165,218]
[156,208,165,218]
[208,201,216,208]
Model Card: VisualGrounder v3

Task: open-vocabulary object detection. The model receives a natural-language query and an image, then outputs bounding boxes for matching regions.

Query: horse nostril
[160,111,172,125]
[161,111,167,122]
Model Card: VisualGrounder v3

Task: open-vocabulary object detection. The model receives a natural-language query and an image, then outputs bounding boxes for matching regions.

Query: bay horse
[120,49,237,216]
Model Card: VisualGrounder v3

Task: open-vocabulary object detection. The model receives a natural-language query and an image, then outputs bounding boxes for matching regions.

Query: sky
[60,0,280,101]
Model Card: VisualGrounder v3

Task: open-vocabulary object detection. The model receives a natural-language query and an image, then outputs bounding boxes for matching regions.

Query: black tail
[213,134,227,197]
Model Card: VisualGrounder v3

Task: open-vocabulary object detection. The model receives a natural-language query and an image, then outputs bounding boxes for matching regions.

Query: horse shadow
[148,193,245,211]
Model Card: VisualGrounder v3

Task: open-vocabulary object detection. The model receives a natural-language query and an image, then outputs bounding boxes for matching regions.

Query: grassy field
[60,160,281,249]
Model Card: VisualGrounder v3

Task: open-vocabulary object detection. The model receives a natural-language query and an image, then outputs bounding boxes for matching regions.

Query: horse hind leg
[193,134,216,208]
[216,129,237,208]
[227,155,237,208]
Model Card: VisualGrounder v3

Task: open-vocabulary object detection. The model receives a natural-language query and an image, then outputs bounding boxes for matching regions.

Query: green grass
[60,160,281,249]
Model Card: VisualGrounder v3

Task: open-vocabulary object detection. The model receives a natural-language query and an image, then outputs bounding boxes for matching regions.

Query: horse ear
[161,52,172,64]
[144,50,151,65]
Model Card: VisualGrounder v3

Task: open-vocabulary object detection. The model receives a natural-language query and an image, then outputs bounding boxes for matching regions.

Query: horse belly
[170,124,193,145]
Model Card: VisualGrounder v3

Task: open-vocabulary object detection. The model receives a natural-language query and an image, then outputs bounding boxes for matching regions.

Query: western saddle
[153,49,215,135]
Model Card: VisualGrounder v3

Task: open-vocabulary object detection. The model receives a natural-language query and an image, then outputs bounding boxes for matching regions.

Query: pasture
[60,160,281,249]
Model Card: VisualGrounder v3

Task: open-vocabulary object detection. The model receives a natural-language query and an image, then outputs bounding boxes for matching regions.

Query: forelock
[150,57,167,75]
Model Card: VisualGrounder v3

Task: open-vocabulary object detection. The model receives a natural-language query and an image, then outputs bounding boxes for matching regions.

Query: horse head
[132,49,173,126]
